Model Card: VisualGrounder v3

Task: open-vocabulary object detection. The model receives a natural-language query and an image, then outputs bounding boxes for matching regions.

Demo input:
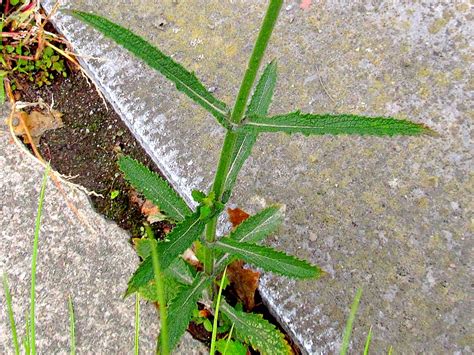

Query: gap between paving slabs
[0,104,207,353]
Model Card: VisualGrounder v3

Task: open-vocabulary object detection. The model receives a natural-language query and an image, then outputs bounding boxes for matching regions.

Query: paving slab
[42,1,472,353]
[0,105,206,353]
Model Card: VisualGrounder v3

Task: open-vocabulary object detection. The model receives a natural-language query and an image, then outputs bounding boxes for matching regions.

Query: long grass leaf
[241,112,434,136]
[210,267,227,355]
[29,165,50,355]
[68,296,76,355]
[2,274,20,355]
[223,324,235,355]
[363,326,372,355]
[340,287,363,355]
[134,294,140,355]
[71,11,230,128]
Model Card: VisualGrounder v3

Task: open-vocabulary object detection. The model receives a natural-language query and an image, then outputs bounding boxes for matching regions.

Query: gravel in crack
[16,71,171,238]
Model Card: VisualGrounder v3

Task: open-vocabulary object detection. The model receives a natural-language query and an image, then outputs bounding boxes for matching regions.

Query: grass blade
[363,326,372,355]
[134,294,140,355]
[71,11,230,128]
[223,323,235,355]
[241,112,434,136]
[30,164,50,355]
[118,156,192,223]
[340,287,363,355]
[23,317,30,355]
[210,266,227,355]
[2,274,20,355]
[212,238,322,279]
[0,75,6,105]
[68,296,76,355]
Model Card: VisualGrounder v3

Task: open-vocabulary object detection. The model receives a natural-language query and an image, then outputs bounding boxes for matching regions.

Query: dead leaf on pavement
[227,207,250,228]
[13,109,63,145]
[227,260,260,311]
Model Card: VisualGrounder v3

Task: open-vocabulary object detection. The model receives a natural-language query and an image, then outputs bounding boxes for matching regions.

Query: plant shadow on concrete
[71,1,432,353]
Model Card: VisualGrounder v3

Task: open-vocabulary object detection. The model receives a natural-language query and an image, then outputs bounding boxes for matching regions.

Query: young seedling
[72,0,431,353]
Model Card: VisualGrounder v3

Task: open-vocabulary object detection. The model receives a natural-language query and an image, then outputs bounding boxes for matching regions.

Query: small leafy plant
[72,1,431,353]
[0,1,69,103]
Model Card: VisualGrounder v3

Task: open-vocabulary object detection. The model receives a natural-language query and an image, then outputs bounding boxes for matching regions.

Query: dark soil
[14,68,300,354]
[16,72,171,239]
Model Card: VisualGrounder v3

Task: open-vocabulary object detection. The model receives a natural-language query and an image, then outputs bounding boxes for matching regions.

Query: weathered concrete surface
[0,105,206,353]
[42,1,472,353]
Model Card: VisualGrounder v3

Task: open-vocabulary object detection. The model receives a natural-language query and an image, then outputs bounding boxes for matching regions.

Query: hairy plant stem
[203,0,283,276]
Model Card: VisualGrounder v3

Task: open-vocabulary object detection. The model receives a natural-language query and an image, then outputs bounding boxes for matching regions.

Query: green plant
[2,166,77,354]
[340,287,363,355]
[72,1,431,353]
[0,1,68,103]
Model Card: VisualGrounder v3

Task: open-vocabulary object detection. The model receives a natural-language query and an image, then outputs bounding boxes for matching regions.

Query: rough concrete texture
[0,105,206,353]
[42,0,472,353]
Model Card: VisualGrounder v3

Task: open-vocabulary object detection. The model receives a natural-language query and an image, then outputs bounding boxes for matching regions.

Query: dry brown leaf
[227,260,260,311]
[227,207,250,228]
[13,109,63,145]
[141,199,167,223]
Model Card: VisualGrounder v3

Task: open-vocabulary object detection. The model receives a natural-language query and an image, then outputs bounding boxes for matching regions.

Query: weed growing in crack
[72,1,432,353]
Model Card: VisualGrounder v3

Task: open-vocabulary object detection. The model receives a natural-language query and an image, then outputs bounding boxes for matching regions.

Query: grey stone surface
[0,105,206,353]
[42,1,472,353]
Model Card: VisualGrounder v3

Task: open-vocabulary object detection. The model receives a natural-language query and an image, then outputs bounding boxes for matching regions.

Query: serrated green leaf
[71,11,231,128]
[216,338,248,355]
[231,205,283,243]
[164,273,211,351]
[126,212,205,295]
[220,300,291,355]
[211,238,322,279]
[245,60,278,117]
[166,258,195,286]
[138,272,183,305]
[118,156,191,222]
[214,206,284,273]
[240,111,434,136]
[222,61,278,201]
